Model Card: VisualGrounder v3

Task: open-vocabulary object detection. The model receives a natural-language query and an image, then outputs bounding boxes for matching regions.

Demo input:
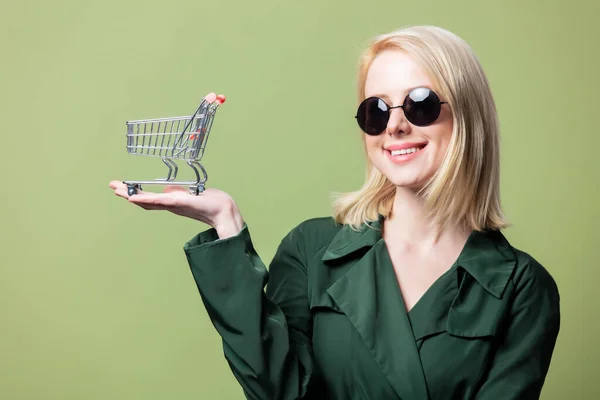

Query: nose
[386,107,411,137]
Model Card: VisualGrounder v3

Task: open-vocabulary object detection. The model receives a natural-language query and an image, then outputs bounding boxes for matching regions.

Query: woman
[110,25,560,399]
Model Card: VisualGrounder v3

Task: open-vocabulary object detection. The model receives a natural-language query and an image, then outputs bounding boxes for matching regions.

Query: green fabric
[183,215,560,400]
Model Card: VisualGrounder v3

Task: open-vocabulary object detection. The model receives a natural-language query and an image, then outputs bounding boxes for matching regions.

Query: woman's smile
[384,142,428,164]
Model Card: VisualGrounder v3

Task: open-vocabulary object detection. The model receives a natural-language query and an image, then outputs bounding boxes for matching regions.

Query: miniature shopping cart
[122,92,226,196]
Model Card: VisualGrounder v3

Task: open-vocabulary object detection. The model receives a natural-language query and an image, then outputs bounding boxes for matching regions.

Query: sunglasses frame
[355,87,448,135]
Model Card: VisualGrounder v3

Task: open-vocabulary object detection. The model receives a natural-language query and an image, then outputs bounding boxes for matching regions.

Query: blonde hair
[332,25,509,232]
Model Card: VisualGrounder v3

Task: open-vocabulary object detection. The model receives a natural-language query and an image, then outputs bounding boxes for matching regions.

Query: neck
[384,187,468,251]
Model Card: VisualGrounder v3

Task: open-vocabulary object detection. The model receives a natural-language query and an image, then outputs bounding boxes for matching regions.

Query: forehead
[364,50,434,101]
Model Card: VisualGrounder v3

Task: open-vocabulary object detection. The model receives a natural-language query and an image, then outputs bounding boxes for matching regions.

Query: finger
[113,185,130,199]
[128,193,181,207]
[204,92,217,103]
[112,184,146,197]
[134,202,173,211]
[110,181,143,197]
[109,180,126,190]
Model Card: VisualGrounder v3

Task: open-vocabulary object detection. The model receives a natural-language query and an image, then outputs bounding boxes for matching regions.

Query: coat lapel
[394,229,518,343]
[318,215,518,400]
[321,216,430,400]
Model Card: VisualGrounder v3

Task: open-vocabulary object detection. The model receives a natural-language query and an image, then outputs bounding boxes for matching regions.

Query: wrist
[213,203,244,239]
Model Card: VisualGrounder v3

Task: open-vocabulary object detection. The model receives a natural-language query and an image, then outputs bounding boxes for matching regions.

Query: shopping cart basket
[122,92,226,196]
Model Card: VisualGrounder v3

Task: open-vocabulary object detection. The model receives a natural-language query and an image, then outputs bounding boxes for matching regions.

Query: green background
[1,0,597,398]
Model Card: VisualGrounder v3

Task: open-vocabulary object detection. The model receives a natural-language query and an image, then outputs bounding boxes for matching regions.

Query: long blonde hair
[332,25,508,232]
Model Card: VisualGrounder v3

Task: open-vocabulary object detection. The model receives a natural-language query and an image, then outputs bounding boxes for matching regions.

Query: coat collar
[321,214,385,261]
[321,214,516,299]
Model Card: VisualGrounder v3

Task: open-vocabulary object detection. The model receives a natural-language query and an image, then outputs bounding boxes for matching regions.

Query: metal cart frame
[122,92,225,196]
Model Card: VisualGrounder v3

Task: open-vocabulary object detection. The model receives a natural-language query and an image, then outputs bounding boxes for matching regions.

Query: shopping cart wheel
[127,184,141,196]
[190,184,205,195]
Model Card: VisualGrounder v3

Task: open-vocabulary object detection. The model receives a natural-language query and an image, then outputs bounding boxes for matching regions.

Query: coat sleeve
[474,259,561,399]
[183,223,317,400]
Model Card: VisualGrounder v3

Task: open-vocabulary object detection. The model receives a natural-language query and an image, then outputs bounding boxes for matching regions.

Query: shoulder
[294,216,343,238]
[275,216,343,260]
[265,217,342,280]
[506,244,561,315]
[511,248,559,294]
[278,216,343,265]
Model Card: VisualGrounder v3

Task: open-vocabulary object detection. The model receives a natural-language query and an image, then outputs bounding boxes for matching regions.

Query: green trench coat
[183,215,560,400]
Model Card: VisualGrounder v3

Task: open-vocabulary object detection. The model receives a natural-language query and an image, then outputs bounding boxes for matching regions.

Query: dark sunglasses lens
[404,88,442,126]
[357,97,389,135]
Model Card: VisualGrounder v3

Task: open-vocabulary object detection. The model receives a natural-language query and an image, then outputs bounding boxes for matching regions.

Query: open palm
[109,180,244,238]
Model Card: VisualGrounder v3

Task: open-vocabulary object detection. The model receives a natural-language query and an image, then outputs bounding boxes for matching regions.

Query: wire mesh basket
[122,92,225,195]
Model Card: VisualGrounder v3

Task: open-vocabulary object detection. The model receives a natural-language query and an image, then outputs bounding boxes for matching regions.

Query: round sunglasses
[355,87,448,135]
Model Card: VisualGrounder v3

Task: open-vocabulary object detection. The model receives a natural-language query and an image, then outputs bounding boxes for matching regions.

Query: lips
[390,145,426,156]
[385,142,428,152]
[384,142,427,163]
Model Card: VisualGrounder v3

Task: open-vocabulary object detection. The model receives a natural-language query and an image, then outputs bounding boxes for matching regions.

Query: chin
[387,177,426,191]
[373,164,428,190]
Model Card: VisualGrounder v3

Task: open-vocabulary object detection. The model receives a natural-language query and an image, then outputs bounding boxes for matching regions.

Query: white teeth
[390,147,420,156]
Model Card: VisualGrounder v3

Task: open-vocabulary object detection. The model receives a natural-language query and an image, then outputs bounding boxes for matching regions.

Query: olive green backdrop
[0,0,597,398]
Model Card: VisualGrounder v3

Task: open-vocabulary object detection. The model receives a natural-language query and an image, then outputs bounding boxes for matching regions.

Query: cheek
[363,136,382,158]
[426,122,453,159]
[438,112,454,146]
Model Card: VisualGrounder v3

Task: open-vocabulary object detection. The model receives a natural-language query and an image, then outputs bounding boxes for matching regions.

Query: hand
[108,181,245,239]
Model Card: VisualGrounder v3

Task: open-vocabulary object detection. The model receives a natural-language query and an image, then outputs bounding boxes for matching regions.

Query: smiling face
[362,50,454,191]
